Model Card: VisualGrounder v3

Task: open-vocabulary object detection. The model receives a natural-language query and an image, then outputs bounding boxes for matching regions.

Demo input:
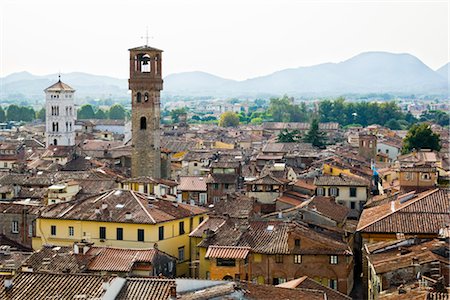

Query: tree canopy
[402,123,441,154]
[6,105,35,122]
[108,104,126,120]
[219,111,239,127]
[268,95,308,122]
[77,104,96,119]
[0,107,6,123]
[95,108,108,119]
[277,129,301,143]
[303,119,326,147]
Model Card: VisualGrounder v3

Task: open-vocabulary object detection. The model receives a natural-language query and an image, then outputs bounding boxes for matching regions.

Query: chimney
[125,212,132,220]
[4,275,13,291]
[95,207,101,215]
[101,202,108,210]
[278,211,283,219]
[169,283,177,300]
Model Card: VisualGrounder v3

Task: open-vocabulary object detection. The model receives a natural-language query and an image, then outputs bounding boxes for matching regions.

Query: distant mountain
[436,63,449,79]
[0,72,128,103]
[165,52,448,97]
[1,52,448,102]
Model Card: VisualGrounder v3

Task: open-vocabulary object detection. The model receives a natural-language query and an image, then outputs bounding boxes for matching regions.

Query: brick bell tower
[129,44,163,178]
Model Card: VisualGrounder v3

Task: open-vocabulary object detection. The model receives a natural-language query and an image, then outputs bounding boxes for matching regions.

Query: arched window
[144,93,149,102]
[53,139,57,146]
[136,92,142,103]
[140,117,147,130]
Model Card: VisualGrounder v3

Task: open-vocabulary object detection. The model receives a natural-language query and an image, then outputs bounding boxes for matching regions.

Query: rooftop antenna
[141,26,154,47]
[58,71,61,82]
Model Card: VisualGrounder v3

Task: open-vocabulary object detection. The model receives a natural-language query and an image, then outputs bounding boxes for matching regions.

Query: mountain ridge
[1,51,448,101]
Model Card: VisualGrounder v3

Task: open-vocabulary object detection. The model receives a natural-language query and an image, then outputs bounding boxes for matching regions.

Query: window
[421,173,431,180]
[317,187,324,196]
[136,92,142,103]
[275,254,283,263]
[349,187,357,197]
[213,183,219,190]
[179,221,185,235]
[68,226,74,236]
[199,194,207,205]
[140,117,147,130]
[116,228,123,240]
[330,187,339,197]
[137,229,145,242]
[385,149,389,154]
[213,196,220,203]
[178,246,185,261]
[294,239,301,247]
[99,227,106,239]
[206,271,210,279]
[28,224,33,237]
[158,226,164,240]
[144,93,149,102]
[330,255,338,265]
[350,201,356,209]
[405,172,413,181]
[294,255,302,264]
[224,184,229,190]
[3,162,7,168]
[51,225,56,236]
[217,258,236,266]
[330,279,338,290]
[199,216,204,224]
[11,221,19,233]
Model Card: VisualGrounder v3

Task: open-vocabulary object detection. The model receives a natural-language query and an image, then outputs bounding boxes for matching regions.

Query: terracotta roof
[24,245,88,273]
[246,174,287,185]
[277,276,351,300]
[178,176,207,192]
[87,247,158,272]
[0,272,109,299]
[116,278,174,300]
[277,195,303,207]
[357,189,449,234]
[240,281,326,300]
[198,220,351,255]
[44,80,75,92]
[212,194,255,219]
[205,245,250,259]
[189,217,226,238]
[293,179,317,191]
[308,196,350,224]
[206,173,238,184]
[367,239,449,275]
[314,174,369,187]
[39,189,207,224]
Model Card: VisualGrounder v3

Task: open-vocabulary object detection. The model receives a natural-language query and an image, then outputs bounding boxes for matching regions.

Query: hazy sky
[1,0,448,80]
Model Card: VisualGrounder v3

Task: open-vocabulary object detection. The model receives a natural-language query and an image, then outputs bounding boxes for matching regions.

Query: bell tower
[129,45,163,178]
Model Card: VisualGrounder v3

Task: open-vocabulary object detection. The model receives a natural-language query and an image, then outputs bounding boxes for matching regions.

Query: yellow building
[32,189,207,276]
[47,180,81,204]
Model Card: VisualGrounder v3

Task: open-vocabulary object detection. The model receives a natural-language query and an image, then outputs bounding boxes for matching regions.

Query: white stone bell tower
[44,76,76,147]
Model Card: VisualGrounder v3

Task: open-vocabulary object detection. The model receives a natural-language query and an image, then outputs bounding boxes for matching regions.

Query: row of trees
[318,97,417,129]
[77,104,127,120]
[0,105,40,122]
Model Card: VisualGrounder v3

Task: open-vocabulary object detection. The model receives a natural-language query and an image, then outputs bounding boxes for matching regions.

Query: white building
[45,78,76,146]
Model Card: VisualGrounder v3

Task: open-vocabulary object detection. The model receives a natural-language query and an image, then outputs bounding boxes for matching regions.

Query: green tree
[384,119,402,130]
[250,117,263,125]
[78,104,96,119]
[303,119,326,147]
[0,106,6,122]
[109,104,126,120]
[95,108,108,119]
[170,107,187,123]
[37,108,46,122]
[6,105,21,121]
[277,129,301,143]
[219,111,239,127]
[402,123,441,154]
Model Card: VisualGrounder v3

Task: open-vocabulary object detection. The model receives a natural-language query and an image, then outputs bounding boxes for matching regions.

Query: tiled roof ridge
[130,190,156,224]
[357,188,441,232]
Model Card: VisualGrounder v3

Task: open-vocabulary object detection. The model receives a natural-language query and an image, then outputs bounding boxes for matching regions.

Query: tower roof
[129,45,163,52]
[44,79,75,92]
